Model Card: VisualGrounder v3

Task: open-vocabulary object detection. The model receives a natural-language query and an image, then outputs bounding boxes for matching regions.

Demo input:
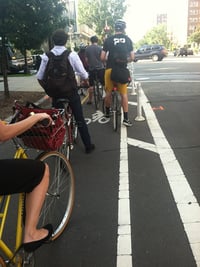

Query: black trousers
[52,90,92,149]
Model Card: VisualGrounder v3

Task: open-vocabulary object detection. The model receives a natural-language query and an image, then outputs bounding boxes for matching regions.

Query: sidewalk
[0,74,43,92]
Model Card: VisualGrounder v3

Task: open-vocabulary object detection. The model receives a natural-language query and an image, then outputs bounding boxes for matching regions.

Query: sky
[125,0,188,44]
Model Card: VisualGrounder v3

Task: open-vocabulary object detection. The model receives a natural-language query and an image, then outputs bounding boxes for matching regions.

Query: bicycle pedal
[22,251,35,266]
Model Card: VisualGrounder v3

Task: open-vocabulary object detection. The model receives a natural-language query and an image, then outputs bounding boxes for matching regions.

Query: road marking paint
[152,105,164,110]
[135,80,200,83]
[117,119,132,267]
[128,101,137,106]
[127,138,157,153]
[139,87,200,266]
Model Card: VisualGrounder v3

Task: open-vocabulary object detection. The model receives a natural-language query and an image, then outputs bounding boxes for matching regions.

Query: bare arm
[0,113,51,142]
[127,51,135,62]
[100,50,107,63]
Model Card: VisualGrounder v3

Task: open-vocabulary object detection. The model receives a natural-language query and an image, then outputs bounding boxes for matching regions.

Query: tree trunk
[23,48,29,74]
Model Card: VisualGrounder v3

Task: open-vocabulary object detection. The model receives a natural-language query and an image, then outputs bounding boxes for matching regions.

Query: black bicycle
[93,70,105,110]
[103,86,121,132]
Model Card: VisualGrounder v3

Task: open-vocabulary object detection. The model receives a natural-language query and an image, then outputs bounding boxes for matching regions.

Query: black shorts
[0,159,45,195]
[88,68,105,87]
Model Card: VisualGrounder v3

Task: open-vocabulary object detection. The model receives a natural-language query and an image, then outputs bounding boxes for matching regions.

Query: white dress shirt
[36,45,88,80]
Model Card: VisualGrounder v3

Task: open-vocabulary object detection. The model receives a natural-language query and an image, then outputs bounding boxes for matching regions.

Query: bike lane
[35,103,121,266]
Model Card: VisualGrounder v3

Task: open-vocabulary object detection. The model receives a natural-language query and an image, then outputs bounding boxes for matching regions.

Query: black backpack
[111,40,130,84]
[113,41,129,65]
[43,50,77,98]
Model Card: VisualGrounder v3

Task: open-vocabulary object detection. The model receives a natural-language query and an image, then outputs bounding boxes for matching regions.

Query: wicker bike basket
[14,101,66,151]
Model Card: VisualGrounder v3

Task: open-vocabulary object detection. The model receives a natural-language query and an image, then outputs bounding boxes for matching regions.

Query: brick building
[187,0,200,36]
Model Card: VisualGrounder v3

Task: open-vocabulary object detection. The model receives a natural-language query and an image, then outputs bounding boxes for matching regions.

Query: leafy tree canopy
[135,24,171,49]
[0,0,68,52]
[78,0,127,41]
[188,26,200,45]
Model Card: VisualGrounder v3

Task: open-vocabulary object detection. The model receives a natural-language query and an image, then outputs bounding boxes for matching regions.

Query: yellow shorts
[104,68,127,95]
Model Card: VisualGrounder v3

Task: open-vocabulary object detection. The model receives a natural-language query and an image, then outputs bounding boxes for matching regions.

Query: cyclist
[78,43,89,72]
[85,35,105,104]
[37,29,95,154]
[0,113,53,252]
[100,19,135,127]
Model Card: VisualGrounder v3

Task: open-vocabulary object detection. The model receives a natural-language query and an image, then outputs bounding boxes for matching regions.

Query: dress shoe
[23,224,53,252]
[85,144,95,154]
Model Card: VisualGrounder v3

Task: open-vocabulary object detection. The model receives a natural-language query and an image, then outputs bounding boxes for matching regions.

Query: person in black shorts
[101,19,135,127]
[85,36,105,104]
[0,112,53,252]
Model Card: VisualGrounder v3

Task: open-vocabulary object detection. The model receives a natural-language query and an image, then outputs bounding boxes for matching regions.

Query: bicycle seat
[55,98,70,104]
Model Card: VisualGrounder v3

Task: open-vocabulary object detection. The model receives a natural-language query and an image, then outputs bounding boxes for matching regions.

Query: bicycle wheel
[112,91,119,131]
[58,129,70,160]
[71,115,78,142]
[94,80,102,110]
[59,117,78,160]
[22,251,35,267]
[0,256,6,267]
[37,151,75,240]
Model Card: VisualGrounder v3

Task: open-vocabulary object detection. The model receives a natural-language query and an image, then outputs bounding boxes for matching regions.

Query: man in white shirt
[37,29,95,154]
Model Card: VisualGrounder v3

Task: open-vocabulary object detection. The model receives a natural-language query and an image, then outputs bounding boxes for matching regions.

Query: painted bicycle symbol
[85,110,110,124]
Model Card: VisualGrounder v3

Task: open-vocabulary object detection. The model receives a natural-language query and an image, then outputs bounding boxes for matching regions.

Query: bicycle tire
[58,130,70,160]
[102,97,106,114]
[36,151,75,240]
[94,80,103,110]
[112,91,119,131]
[0,256,6,267]
[71,116,78,142]
[59,116,78,160]
[22,251,35,267]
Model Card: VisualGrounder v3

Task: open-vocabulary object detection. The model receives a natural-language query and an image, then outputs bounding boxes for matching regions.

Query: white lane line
[140,87,200,266]
[117,118,132,267]
[127,138,157,153]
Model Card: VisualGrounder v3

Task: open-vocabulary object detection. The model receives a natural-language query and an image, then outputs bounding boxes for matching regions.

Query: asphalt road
[1,55,200,267]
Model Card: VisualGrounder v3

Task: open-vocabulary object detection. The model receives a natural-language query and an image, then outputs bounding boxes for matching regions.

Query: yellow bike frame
[0,146,28,266]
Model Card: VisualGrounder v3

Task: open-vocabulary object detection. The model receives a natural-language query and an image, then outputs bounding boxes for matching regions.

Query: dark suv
[134,44,168,62]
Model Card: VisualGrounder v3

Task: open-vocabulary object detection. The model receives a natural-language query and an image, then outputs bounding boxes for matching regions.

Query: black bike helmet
[79,42,87,50]
[115,19,126,32]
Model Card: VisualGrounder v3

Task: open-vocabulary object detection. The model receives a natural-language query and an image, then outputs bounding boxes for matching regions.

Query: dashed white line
[117,117,132,267]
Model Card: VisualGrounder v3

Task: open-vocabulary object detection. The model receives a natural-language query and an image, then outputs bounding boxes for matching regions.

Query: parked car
[174,47,187,57]
[134,44,168,62]
[0,44,33,73]
[187,49,194,55]
[173,48,193,57]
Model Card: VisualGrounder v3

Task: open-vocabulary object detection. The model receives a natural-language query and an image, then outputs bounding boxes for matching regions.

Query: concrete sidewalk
[0,74,43,92]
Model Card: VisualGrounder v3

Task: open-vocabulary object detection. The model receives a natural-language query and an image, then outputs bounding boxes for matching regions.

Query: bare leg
[105,91,112,107]
[121,93,128,113]
[23,164,49,243]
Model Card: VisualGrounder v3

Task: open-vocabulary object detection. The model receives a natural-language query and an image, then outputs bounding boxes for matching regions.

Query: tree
[0,0,68,97]
[188,26,200,46]
[78,0,127,41]
[136,24,171,49]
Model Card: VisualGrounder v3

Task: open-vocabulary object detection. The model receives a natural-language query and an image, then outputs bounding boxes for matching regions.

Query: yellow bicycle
[0,104,75,266]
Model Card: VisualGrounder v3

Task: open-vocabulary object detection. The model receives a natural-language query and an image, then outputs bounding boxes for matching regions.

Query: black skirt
[0,159,45,195]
